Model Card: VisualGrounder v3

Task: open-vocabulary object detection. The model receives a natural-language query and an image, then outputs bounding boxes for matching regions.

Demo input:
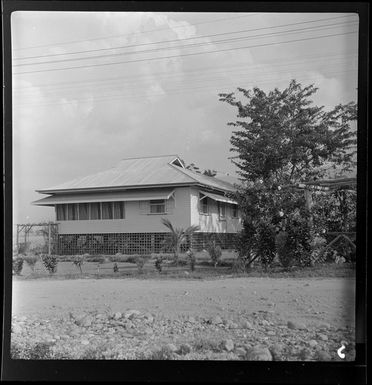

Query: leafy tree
[220,80,357,268]
[186,163,201,173]
[219,80,357,185]
[161,218,200,265]
[203,169,217,177]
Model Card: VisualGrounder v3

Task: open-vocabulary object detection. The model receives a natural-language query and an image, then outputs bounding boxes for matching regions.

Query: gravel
[11,277,356,361]
[11,310,355,361]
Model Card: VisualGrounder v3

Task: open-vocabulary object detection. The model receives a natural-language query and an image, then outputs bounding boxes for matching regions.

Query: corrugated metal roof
[172,166,237,192]
[37,155,236,194]
[200,191,237,205]
[33,189,175,206]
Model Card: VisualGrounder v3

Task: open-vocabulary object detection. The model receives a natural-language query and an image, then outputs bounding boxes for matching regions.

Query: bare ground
[12,276,355,328]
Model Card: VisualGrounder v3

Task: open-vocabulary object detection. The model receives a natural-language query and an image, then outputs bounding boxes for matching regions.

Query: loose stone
[287,320,307,330]
[318,334,328,341]
[245,346,273,361]
[224,339,235,352]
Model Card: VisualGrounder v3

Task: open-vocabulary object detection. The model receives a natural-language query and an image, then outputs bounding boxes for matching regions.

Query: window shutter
[139,200,149,214]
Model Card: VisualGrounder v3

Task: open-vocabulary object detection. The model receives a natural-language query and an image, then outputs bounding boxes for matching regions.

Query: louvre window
[218,202,226,219]
[102,202,113,219]
[199,194,209,214]
[113,202,125,219]
[150,200,166,214]
[79,203,89,220]
[232,204,238,218]
[56,204,67,221]
[90,202,101,220]
[67,204,78,220]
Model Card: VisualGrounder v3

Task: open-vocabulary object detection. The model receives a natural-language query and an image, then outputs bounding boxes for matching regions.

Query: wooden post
[48,222,51,255]
[24,225,28,251]
[151,234,155,253]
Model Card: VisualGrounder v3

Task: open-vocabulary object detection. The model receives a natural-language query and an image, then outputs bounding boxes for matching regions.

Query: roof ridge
[119,154,180,161]
[168,163,199,183]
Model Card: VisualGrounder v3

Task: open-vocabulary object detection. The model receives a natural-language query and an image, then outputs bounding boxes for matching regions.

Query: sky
[11,11,359,223]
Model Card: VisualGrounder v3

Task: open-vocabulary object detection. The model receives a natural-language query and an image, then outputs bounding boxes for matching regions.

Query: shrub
[329,236,356,262]
[41,254,58,275]
[206,241,222,268]
[275,231,291,268]
[72,255,85,274]
[23,254,39,271]
[256,221,277,269]
[87,255,106,263]
[109,253,129,263]
[154,256,164,273]
[125,255,138,264]
[12,257,24,275]
[309,235,327,264]
[136,255,150,273]
[186,249,196,271]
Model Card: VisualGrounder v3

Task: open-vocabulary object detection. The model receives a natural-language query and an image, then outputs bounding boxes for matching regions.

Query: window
[102,202,113,219]
[113,202,125,219]
[56,204,67,221]
[218,202,226,219]
[150,200,166,214]
[79,203,89,220]
[232,204,238,218]
[67,204,78,220]
[199,194,209,214]
[90,202,101,219]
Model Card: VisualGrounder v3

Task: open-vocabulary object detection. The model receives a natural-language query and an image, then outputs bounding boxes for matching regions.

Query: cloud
[11,11,358,223]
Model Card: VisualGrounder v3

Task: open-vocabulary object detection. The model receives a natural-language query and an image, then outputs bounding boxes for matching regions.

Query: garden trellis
[16,222,59,255]
[283,176,357,256]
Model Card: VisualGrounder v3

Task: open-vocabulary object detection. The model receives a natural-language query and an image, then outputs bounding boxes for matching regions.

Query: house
[33,155,242,255]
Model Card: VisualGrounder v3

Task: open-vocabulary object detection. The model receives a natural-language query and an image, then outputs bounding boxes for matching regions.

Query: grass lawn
[14,249,355,280]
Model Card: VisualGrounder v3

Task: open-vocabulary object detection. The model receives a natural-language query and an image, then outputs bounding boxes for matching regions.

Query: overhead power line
[13,13,262,51]
[14,57,357,96]
[13,15,357,61]
[12,20,358,68]
[13,30,358,75]
[14,69,357,108]
[13,51,357,90]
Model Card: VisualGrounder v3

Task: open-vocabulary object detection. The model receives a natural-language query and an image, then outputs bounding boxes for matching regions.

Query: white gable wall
[190,187,242,233]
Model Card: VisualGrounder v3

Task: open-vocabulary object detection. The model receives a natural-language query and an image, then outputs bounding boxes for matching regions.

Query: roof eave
[36,182,200,195]
[36,181,235,195]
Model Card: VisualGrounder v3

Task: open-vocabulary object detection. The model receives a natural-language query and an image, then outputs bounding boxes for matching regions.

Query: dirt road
[12,277,355,328]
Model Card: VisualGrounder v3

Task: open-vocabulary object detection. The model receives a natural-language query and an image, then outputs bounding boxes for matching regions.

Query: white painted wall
[58,187,191,234]
[190,187,242,233]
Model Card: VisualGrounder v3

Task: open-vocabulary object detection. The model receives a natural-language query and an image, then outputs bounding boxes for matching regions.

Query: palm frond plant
[161,218,200,266]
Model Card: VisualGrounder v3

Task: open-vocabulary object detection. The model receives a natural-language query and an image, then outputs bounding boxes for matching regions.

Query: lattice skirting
[57,232,238,255]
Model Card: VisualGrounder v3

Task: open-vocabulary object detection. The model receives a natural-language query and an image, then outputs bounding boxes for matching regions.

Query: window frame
[102,202,113,220]
[78,203,90,220]
[90,202,101,220]
[149,199,166,214]
[232,204,238,218]
[218,201,226,220]
[67,203,78,221]
[113,201,125,219]
[199,194,209,215]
